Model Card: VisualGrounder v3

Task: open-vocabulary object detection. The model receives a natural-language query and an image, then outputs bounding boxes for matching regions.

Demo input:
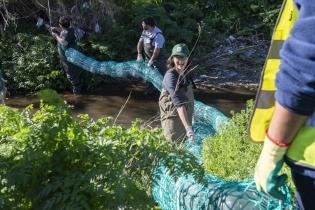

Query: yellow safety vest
[248,0,315,169]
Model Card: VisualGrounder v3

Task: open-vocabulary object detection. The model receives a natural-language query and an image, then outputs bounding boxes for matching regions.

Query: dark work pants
[60,58,81,94]
[291,170,315,210]
[144,59,166,95]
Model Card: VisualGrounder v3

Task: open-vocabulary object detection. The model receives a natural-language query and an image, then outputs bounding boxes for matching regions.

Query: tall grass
[202,100,295,194]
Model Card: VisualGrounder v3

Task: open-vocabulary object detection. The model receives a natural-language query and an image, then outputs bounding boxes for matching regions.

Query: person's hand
[48,29,54,35]
[186,126,195,141]
[136,53,143,62]
[51,32,58,38]
[147,59,154,67]
[48,27,54,33]
[49,27,60,35]
[36,17,44,27]
[254,134,289,200]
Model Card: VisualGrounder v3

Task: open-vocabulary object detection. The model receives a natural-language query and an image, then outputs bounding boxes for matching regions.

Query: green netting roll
[64,48,296,209]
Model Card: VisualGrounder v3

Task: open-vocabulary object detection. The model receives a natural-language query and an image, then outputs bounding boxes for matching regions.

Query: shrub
[0,0,282,93]
[0,33,100,93]
[202,100,262,180]
[202,100,295,194]
[1,33,67,92]
[0,90,204,210]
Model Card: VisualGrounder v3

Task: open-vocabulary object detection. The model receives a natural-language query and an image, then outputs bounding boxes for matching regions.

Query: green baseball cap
[171,43,190,57]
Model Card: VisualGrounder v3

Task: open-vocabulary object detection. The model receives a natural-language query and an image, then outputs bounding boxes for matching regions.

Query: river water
[4,84,255,126]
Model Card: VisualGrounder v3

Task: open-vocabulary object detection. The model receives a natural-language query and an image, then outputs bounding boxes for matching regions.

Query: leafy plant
[0,33,67,92]
[202,100,295,194]
[202,100,261,180]
[1,0,282,93]
[0,90,205,209]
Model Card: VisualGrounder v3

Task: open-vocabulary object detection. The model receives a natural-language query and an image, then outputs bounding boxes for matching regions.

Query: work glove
[186,126,195,142]
[254,134,289,200]
[147,59,154,67]
[36,17,44,27]
[136,54,143,62]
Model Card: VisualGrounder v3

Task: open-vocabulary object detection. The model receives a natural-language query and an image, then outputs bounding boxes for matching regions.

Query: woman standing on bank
[159,43,195,143]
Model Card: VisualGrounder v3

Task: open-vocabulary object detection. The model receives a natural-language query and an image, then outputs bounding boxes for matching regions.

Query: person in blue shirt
[254,1,315,209]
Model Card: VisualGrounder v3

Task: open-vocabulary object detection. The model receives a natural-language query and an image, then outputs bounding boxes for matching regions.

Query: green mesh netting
[64,48,296,209]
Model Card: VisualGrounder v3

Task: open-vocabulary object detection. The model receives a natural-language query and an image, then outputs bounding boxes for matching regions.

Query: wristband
[265,131,290,147]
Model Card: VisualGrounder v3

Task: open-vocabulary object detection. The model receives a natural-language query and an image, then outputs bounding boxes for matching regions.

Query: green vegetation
[0,33,100,93]
[0,90,205,210]
[1,34,65,92]
[101,0,281,56]
[202,100,262,180]
[202,100,295,193]
[0,0,281,93]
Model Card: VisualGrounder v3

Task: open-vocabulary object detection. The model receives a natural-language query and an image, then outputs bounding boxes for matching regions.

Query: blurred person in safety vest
[252,1,315,209]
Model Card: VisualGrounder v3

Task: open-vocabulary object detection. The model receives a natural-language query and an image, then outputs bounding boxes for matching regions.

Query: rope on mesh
[64,48,296,209]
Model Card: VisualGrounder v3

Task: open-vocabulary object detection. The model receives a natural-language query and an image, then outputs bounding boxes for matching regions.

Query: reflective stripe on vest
[248,0,298,142]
